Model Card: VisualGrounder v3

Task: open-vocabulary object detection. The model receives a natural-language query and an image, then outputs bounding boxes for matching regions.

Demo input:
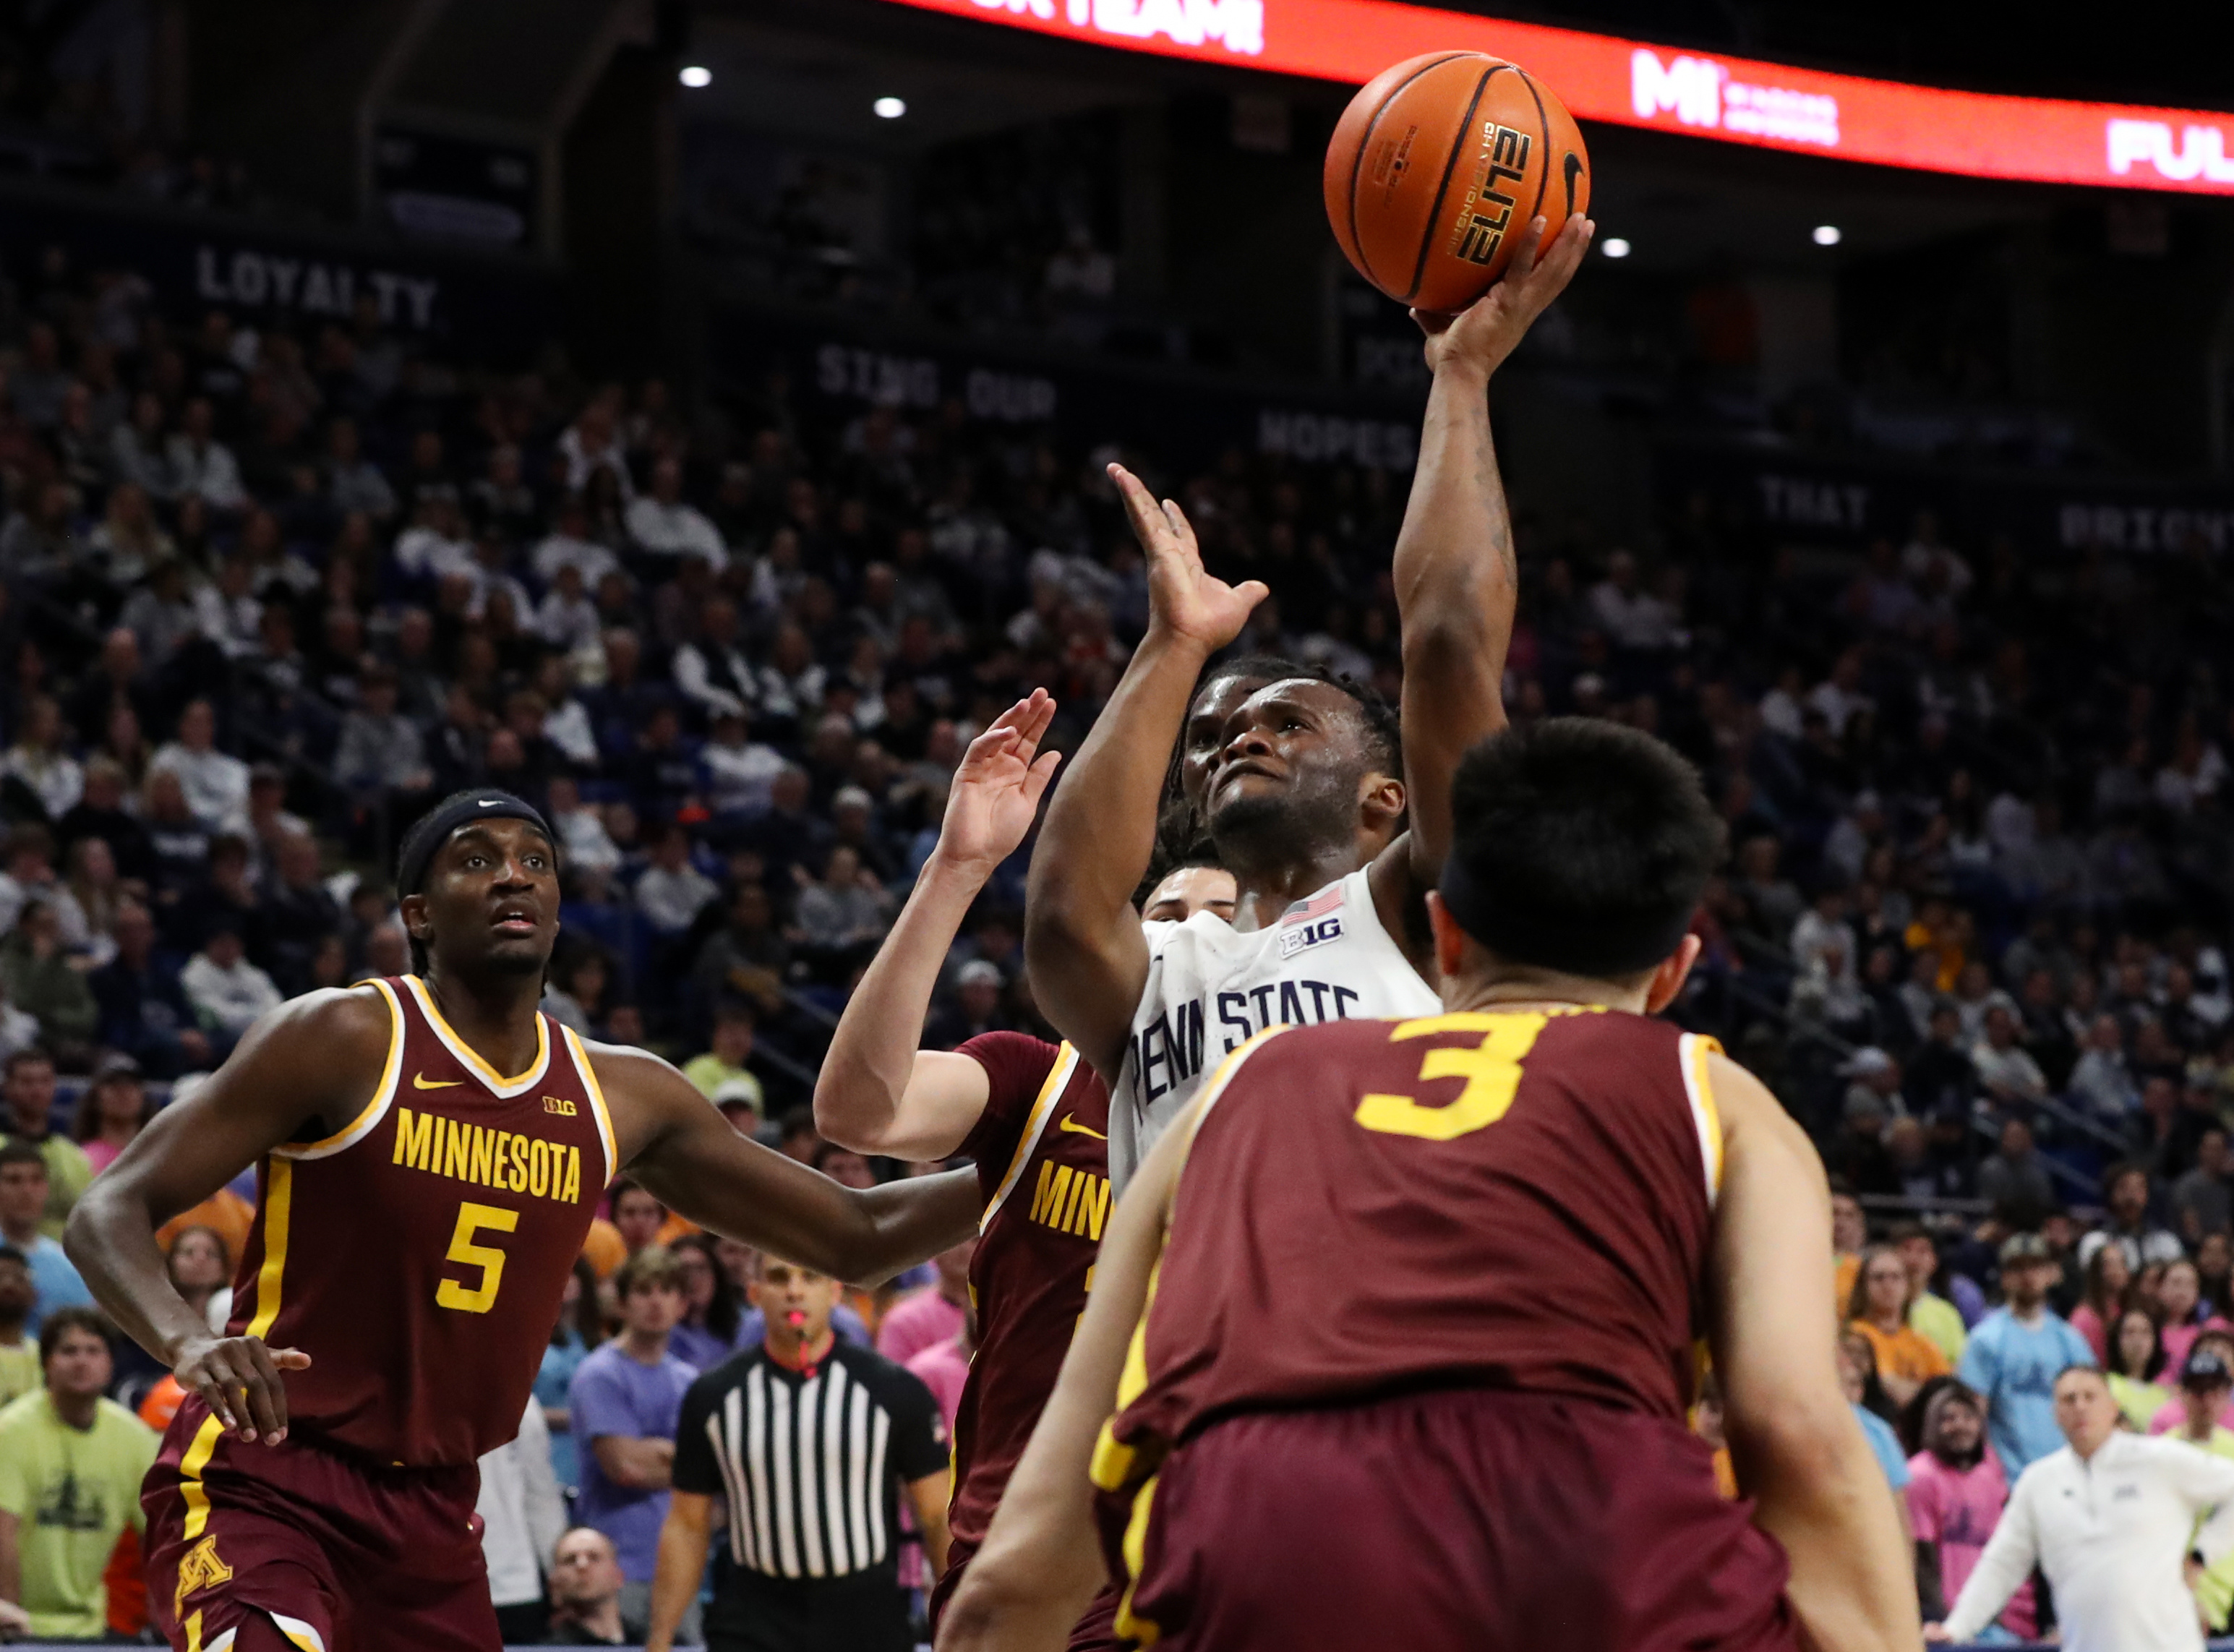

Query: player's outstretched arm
[603,1043,980,1283]
[1369,213,1593,940]
[64,985,394,1442]
[935,1088,1193,1652]
[1706,1052,1921,1652]
[816,693,1058,1160]
[1024,466,1265,1082]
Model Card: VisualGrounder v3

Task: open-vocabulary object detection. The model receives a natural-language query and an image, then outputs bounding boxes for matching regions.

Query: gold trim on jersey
[1113,1471,1164,1647]
[979,1043,1080,1233]
[403,974,552,1097]
[247,1158,294,1341]
[560,1026,619,1186]
[176,1413,226,1540]
[1679,1032,1726,1206]
[273,980,405,1162]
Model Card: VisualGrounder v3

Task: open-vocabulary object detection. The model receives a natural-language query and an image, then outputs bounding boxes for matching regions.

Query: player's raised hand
[935,689,1062,873]
[175,1331,312,1444]
[1110,463,1267,653]
[1413,211,1594,381]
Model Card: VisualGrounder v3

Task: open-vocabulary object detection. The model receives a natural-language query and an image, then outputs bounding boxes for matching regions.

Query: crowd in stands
[0,198,2233,1640]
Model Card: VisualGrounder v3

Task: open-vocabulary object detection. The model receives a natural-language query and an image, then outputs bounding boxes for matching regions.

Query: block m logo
[1631,49,1723,129]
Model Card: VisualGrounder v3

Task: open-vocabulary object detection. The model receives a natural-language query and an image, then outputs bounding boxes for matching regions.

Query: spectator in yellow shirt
[1891,1222,1967,1366]
[1849,1242,1952,1407]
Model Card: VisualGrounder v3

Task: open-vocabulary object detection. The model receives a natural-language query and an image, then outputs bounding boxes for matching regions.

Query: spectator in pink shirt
[1906,1384,2035,1640]
[2068,1240,2130,1366]
[905,1302,974,1438]
[70,1054,152,1175]
[2149,1327,2234,1434]
[2157,1257,2224,1371]
[876,1236,972,1366]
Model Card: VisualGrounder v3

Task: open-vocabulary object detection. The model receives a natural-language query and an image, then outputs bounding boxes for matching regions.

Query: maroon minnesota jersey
[933,1034,1110,1599]
[1100,1008,1724,1477]
[225,975,615,1465]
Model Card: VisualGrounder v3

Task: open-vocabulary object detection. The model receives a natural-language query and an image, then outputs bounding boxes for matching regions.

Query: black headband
[395,791,557,897]
[1437,852,1694,979]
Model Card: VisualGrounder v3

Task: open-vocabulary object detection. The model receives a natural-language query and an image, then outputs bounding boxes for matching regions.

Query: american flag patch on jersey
[1280,885,1347,927]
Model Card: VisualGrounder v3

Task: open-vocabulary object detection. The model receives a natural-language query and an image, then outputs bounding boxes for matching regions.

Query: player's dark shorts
[143,1394,496,1652]
[930,1546,1121,1652]
[1095,1386,1800,1652]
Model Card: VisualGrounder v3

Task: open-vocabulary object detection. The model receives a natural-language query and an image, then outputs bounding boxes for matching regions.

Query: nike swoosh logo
[477,800,502,807]
[413,1073,463,1089]
[1058,1116,1105,1139]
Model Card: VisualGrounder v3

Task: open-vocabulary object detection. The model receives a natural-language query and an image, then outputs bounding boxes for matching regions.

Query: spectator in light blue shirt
[1838,1330,1913,1495]
[567,1248,698,1638]
[0,1144,92,1335]
[1957,1233,2094,1480]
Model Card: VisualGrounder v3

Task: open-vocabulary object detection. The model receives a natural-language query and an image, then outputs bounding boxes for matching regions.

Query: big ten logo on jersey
[1027,1160,1111,1242]
[392,1105,583,1204]
[544,1095,577,1116]
[1450,123,1531,267]
[1279,914,1343,958]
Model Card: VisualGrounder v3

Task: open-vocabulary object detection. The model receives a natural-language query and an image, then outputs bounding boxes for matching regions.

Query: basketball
[1324,52,1591,313]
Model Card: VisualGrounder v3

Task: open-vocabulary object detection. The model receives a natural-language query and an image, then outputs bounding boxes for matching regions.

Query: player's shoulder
[234,981,396,1067]
[568,1032,689,1096]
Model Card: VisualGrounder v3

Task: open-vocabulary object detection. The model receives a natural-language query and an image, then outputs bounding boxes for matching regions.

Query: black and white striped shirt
[673,1341,947,1582]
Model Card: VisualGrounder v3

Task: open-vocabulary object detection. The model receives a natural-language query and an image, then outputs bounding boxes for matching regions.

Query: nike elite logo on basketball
[391,1106,583,1204]
[1058,1116,1107,1139]
[414,1072,463,1089]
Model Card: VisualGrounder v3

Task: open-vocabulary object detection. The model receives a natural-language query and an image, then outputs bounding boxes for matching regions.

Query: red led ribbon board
[886,0,2234,194]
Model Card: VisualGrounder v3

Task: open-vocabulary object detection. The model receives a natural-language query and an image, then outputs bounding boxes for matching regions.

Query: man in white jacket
[476,1395,568,1642]
[1931,1365,2234,1651]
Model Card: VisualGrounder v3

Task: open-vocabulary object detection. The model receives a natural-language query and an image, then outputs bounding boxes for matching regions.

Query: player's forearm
[1024,628,1204,1069]
[1734,1407,1921,1652]
[1390,357,1513,870]
[816,855,987,1152]
[643,1511,710,1652]
[0,1515,20,1604]
[64,1174,220,1366]
[823,1166,983,1287]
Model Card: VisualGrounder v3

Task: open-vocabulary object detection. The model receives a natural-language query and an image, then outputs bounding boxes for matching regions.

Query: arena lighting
[678,64,712,87]
[1601,236,1631,258]
[874,95,909,118]
[882,0,2234,194]
[1812,224,1842,246]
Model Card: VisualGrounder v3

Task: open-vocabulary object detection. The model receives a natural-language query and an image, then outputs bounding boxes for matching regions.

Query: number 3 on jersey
[438,1200,519,1312]
[1354,1012,1548,1141]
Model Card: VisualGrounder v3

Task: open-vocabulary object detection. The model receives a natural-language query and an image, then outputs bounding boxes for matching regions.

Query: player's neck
[1446,977,1651,1017]
[765,1327,836,1372]
[421,962,547,1076]
[1224,844,1361,933]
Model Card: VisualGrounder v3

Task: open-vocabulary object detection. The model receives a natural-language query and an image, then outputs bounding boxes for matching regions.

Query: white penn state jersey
[1110,864,1439,1189]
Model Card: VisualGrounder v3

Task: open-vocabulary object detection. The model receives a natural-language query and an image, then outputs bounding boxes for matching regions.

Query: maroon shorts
[1094,1387,1800,1652]
[143,1395,496,1652]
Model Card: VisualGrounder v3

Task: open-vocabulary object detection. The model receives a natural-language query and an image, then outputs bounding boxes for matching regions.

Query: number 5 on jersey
[1354,1013,1548,1141]
[438,1201,519,1312]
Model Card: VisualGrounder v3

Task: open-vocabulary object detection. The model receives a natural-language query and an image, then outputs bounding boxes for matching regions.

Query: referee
[644,1253,952,1652]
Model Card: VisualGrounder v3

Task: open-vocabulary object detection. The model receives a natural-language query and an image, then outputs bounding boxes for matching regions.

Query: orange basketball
[1324,52,1591,313]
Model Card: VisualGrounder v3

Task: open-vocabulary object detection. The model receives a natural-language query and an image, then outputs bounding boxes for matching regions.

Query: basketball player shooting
[64,791,982,1652]
[941,719,1919,1652]
[811,689,1232,1648]
[1027,210,1593,1190]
